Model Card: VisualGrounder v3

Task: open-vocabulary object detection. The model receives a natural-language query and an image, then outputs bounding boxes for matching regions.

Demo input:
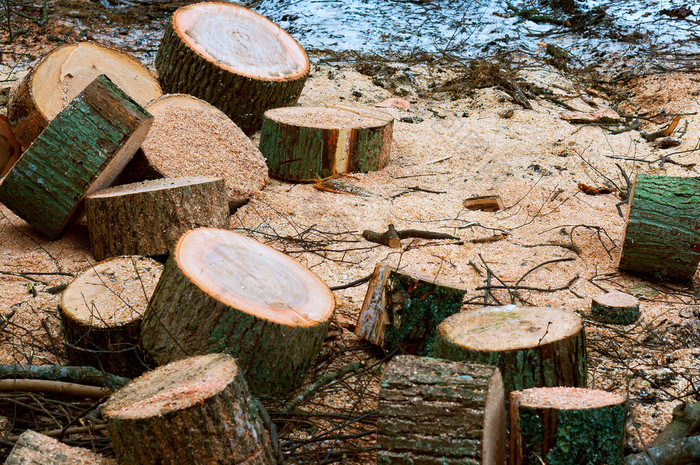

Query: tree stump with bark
[103,353,277,465]
[5,430,116,465]
[433,306,586,394]
[509,387,627,465]
[116,94,269,208]
[7,42,161,149]
[86,177,229,260]
[591,291,640,325]
[155,2,309,135]
[60,256,163,377]
[377,355,506,465]
[0,115,21,177]
[260,106,393,181]
[141,228,334,393]
[0,75,153,239]
[618,174,700,282]
[355,263,467,355]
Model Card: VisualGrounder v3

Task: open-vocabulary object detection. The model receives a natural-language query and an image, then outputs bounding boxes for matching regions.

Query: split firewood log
[591,291,640,325]
[509,387,627,465]
[7,42,161,149]
[433,305,586,394]
[5,430,116,464]
[60,256,163,377]
[0,115,21,177]
[155,2,309,134]
[259,105,393,181]
[378,355,506,465]
[0,75,153,239]
[141,228,334,393]
[103,353,277,465]
[618,174,700,282]
[86,177,229,260]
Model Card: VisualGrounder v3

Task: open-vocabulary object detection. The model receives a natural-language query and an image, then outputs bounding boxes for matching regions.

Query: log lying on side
[591,291,640,325]
[117,94,268,208]
[60,256,163,377]
[7,42,161,149]
[433,305,586,394]
[103,353,276,465]
[86,177,229,261]
[618,174,700,283]
[155,2,309,134]
[141,228,334,393]
[0,75,153,239]
[509,387,626,465]
[355,263,467,355]
[0,115,21,177]
[5,430,116,464]
[0,364,130,390]
[378,355,506,465]
[260,106,393,181]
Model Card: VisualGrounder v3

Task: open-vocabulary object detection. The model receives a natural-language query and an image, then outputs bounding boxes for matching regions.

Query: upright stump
[591,291,640,325]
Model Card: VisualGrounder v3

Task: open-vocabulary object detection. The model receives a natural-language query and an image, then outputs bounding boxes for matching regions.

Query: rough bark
[625,436,700,465]
[651,402,700,448]
[0,115,21,177]
[377,355,506,465]
[0,75,153,239]
[591,291,640,325]
[0,364,130,390]
[5,430,116,464]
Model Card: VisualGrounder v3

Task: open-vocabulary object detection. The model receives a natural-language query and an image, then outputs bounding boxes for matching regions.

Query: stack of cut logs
[0,1,698,464]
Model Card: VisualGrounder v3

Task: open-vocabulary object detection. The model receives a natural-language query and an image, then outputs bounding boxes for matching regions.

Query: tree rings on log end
[8,42,161,149]
[155,2,309,134]
[5,430,116,465]
[434,305,587,394]
[86,177,229,261]
[141,228,334,393]
[103,353,276,465]
[260,106,394,181]
[591,291,640,325]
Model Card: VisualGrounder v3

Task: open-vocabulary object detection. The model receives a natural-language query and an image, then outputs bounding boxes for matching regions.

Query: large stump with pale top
[378,355,506,465]
[103,353,277,465]
[86,177,229,261]
[260,105,393,181]
[509,387,627,465]
[60,256,163,377]
[141,228,334,393]
[7,42,161,149]
[0,75,153,239]
[618,174,699,282]
[155,2,309,135]
[5,430,116,465]
[433,306,586,394]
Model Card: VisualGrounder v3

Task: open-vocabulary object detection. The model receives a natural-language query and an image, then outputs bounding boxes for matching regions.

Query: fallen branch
[0,379,112,398]
[625,436,700,465]
[362,224,461,248]
[0,364,131,390]
[5,424,108,443]
[285,361,365,412]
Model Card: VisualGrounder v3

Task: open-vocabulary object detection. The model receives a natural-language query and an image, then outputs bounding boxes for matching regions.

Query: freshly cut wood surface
[260,106,393,181]
[103,353,276,465]
[5,430,116,465]
[156,2,309,134]
[591,291,640,325]
[86,177,229,260]
[7,42,161,149]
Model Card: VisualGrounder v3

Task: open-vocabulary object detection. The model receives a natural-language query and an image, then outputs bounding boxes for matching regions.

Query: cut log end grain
[591,291,640,325]
[8,42,161,149]
[512,386,625,410]
[5,430,116,465]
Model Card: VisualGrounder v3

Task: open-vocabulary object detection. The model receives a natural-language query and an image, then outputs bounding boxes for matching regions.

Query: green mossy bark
[591,301,639,325]
[618,174,700,282]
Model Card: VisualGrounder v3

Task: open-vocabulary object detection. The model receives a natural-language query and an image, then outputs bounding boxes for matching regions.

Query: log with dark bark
[509,387,627,465]
[0,115,21,177]
[591,291,640,325]
[141,228,334,393]
[86,177,229,260]
[625,437,700,465]
[103,353,276,465]
[155,2,309,135]
[651,402,700,448]
[0,75,153,239]
[377,355,506,465]
[5,430,116,464]
[433,306,586,394]
[60,256,163,377]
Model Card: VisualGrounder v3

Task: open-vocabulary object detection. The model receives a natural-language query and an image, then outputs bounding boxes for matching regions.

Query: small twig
[330,274,373,291]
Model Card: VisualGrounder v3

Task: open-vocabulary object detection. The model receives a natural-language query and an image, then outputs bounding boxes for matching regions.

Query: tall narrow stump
[141,228,334,393]
[378,355,506,465]
[5,430,116,464]
[103,353,276,465]
[618,174,700,282]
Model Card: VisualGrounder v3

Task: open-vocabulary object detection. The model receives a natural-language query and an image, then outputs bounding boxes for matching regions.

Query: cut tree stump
[433,305,586,394]
[5,430,116,465]
[259,106,393,181]
[86,177,229,261]
[0,75,153,239]
[591,291,640,325]
[377,355,506,465]
[103,353,276,465]
[141,228,334,393]
[618,174,700,282]
[509,387,627,465]
[117,94,268,207]
[155,2,309,135]
[355,263,467,355]
[0,115,21,177]
[60,256,163,378]
[7,42,161,149]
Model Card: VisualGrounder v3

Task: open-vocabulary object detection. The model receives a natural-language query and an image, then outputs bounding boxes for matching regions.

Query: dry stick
[0,379,110,398]
[329,273,373,291]
[285,361,365,412]
[475,275,579,293]
[5,424,108,443]
[362,224,461,248]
